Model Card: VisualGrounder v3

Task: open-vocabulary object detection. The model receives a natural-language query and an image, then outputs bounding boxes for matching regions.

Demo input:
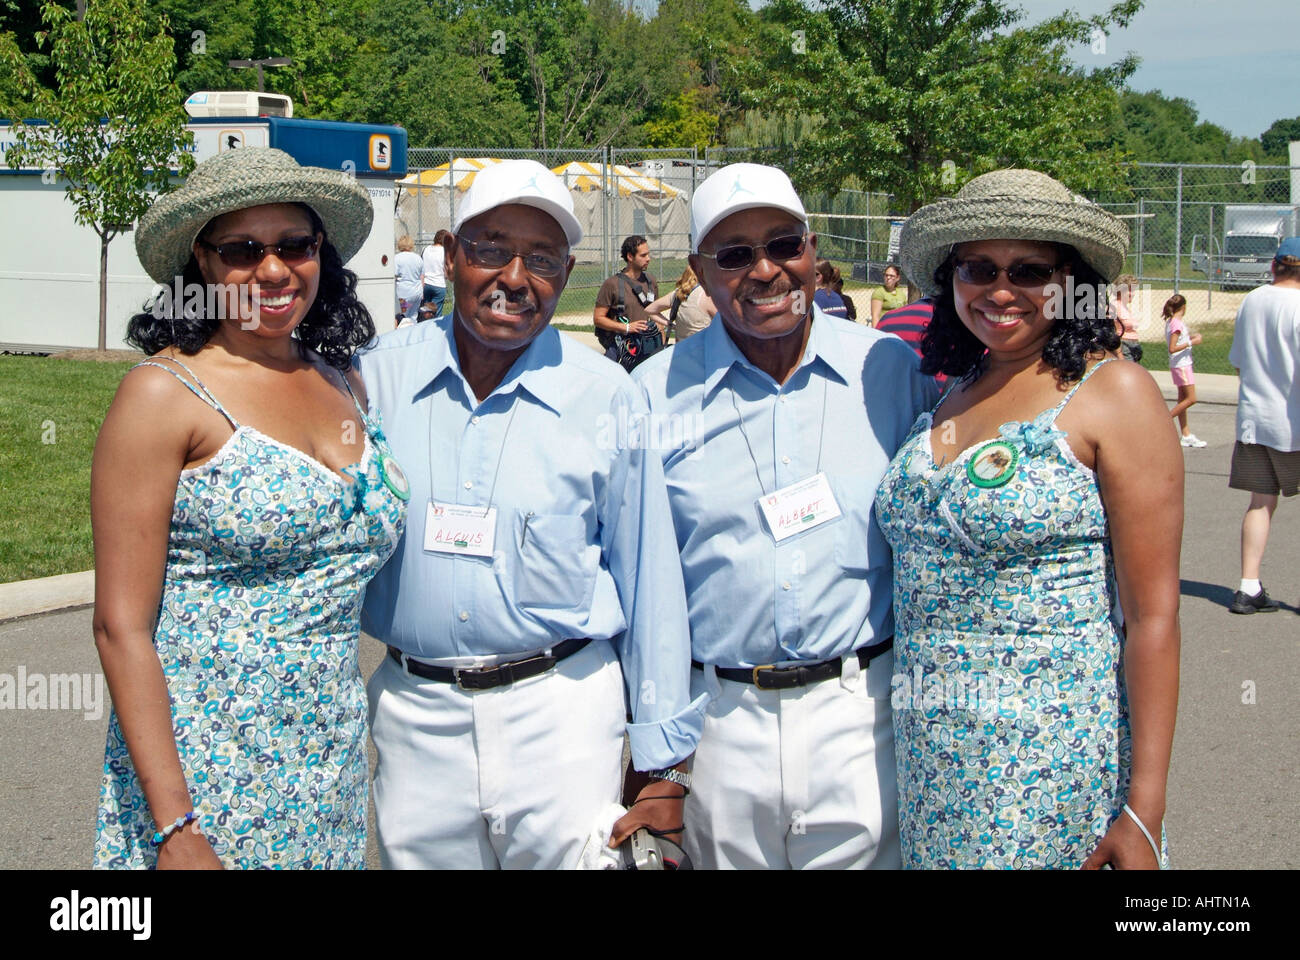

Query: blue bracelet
[150,810,196,846]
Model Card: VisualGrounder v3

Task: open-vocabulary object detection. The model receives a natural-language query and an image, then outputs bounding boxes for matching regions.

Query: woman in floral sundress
[876,169,1181,869]
[92,148,408,869]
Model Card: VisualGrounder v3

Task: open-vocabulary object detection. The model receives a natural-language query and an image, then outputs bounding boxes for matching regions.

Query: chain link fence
[399,148,1299,357]
[1093,162,1300,375]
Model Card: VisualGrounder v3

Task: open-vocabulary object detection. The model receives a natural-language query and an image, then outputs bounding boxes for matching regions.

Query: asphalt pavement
[1,401,1296,869]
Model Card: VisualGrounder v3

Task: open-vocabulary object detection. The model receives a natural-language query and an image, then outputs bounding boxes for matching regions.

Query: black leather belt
[692,638,893,691]
[388,638,591,690]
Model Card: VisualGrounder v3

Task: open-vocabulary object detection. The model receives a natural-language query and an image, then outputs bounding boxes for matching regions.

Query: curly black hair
[919,243,1120,383]
[126,204,374,371]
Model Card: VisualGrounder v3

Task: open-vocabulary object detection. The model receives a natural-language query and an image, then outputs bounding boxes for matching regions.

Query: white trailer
[0,112,406,353]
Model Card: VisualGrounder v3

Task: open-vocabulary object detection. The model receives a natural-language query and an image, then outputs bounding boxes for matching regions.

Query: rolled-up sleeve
[599,386,707,770]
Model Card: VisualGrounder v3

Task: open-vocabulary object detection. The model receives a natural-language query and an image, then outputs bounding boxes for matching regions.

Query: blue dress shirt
[633,307,939,669]
[356,317,703,770]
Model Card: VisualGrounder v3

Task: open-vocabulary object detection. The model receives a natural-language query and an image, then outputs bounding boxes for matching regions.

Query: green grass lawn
[0,356,134,583]
[1137,321,1236,377]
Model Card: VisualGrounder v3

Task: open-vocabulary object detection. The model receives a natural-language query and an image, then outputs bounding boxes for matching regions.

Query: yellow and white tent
[550,161,682,198]
[395,158,509,240]
[396,156,505,196]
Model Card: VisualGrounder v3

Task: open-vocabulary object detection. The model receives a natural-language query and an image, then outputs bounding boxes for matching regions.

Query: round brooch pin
[966,440,1019,488]
[378,454,411,501]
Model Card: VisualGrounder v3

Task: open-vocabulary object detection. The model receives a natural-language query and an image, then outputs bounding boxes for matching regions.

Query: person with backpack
[593,235,665,371]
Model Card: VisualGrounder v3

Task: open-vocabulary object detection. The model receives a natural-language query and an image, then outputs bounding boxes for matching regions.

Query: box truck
[1,100,405,353]
[1190,204,1300,289]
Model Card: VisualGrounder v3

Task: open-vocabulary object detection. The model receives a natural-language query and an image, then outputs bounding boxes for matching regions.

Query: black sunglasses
[954,259,1060,288]
[697,232,807,271]
[458,235,566,278]
[198,234,321,268]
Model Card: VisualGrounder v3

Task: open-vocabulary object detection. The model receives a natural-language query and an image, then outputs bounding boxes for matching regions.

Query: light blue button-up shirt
[633,307,939,669]
[356,317,703,770]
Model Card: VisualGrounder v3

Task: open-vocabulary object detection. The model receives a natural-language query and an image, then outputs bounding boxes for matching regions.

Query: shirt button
[779,397,787,404]
[471,416,480,425]
[458,611,469,622]
[781,455,791,465]
[782,581,791,591]
[463,481,473,490]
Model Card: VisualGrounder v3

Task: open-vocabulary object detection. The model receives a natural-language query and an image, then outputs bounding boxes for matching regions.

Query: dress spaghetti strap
[134,356,240,429]
[1049,357,1116,422]
[338,373,369,424]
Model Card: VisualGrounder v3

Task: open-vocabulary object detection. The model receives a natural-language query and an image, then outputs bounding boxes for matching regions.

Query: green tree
[641,88,718,149]
[0,0,195,350]
[1260,116,1300,162]
[740,0,1144,211]
[329,0,530,147]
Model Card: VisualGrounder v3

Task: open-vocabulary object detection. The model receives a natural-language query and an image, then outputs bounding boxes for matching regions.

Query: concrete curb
[0,570,94,624]
[1148,370,1238,406]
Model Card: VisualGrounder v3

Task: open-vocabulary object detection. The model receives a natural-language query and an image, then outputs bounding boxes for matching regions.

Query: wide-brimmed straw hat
[135,147,373,283]
[899,169,1129,295]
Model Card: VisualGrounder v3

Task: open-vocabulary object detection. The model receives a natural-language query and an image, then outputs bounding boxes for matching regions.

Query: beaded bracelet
[151,810,196,846]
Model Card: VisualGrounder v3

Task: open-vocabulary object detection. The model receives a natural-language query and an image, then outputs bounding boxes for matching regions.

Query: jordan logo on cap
[725,179,757,202]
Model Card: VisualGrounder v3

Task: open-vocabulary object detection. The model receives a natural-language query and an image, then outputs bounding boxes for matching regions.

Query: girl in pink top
[1164,294,1205,447]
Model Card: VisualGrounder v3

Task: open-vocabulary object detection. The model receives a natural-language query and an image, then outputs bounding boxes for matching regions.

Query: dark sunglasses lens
[217,241,265,267]
[523,254,563,276]
[766,235,805,261]
[714,245,754,270]
[955,261,998,285]
[275,236,319,262]
[1009,263,1056,286]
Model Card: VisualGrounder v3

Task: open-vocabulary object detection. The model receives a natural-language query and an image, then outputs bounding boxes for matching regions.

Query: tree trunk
[98,234,109,352]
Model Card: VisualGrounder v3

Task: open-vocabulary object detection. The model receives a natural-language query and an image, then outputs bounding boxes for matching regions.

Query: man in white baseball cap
[632,163,938,868]
[357,159,702,868]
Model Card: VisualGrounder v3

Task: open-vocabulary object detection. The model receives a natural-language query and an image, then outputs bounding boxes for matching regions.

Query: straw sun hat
[898,169,1130,296]
[135,147,374,284]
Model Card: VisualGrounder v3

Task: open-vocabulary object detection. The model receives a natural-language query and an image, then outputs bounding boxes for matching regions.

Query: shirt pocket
[831,475,878,574]
[512,512,599,613]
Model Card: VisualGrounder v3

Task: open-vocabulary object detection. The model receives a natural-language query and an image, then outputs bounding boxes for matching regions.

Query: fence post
[1173,164,1183,293]
[1207,204,1213,311]
[448,150,456,233]
[1136,197,1144,278]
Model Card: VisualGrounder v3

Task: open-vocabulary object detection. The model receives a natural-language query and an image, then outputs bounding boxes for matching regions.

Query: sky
[1003,0,1297,139]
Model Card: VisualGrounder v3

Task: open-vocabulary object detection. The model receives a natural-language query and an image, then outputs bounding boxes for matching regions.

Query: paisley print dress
[876,359,1164,868]
[94,357,408,869]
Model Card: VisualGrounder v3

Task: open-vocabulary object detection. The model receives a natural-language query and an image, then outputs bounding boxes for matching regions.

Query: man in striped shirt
[874,297,945,385]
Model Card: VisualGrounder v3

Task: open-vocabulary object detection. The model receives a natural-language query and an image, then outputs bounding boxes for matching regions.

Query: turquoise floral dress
[94,357,408,869]
[876,359,1165,869]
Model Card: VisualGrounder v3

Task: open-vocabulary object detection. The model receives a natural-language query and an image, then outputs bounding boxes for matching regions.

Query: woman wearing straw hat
[875,169,1180,869]
[91,147,408,868]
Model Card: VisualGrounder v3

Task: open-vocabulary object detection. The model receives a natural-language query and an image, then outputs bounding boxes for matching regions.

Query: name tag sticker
[757,472,842,543]
[424,501,497,557]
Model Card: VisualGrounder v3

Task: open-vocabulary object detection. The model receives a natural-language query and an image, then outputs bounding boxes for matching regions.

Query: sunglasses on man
[198,234,321,268]
[697,231,808,271]
[457,235,566,278]
[953,259,1061,288]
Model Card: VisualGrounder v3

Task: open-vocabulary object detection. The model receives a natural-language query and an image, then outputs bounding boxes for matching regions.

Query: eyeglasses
[954,260,1060,288]
[197,235,321,268]
[697,232,807,271]
[457,235,566,278]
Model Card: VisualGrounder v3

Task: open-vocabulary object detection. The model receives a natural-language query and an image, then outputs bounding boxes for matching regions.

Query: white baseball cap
[690,163,808,253]
[452,159,583,246]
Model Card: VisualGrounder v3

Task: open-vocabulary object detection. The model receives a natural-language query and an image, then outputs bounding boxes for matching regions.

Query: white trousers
[367,639,626,869]
[684,648,900,869]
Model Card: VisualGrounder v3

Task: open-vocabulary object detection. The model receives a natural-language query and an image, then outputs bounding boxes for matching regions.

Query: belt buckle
[455,664,502,691]
[751,664,777,689]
